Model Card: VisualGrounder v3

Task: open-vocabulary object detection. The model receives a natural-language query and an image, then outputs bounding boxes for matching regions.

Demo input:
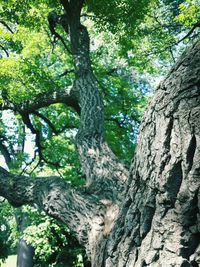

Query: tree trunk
[0,1,200,266]
[17,239,34,267]
[15,212,34,267]
[100,42,200,267]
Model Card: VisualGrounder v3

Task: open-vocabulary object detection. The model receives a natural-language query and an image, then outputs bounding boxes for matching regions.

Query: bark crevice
[186,134,197,173]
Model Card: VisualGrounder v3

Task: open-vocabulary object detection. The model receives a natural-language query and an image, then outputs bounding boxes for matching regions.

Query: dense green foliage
[21,207,84,266]
[0,0,199,265]
[0,199,16,263]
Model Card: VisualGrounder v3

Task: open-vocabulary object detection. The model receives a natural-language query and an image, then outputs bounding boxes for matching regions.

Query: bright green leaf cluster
[175,0,200,26]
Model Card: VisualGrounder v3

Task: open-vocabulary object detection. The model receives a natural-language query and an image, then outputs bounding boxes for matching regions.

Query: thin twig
[0,44,9,57]
[176,20,200,45]
[0,20,14,33]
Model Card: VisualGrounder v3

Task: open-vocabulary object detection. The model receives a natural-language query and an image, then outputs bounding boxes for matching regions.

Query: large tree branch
[54,2,130,202]
[0,86,80,168]
[0,166,105,249]
[1,86,80,114]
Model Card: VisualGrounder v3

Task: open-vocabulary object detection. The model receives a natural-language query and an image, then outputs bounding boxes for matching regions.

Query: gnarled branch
[0,166,105,249]
[0,86,80,114]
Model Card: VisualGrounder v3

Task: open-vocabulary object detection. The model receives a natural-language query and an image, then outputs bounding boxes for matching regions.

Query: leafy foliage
[0,199,16,262]
[22,207,84,266]
[175,0,200,26]
[85,0,154,34]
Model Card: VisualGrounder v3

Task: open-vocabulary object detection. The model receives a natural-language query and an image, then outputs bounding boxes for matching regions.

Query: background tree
[0,0,200,266]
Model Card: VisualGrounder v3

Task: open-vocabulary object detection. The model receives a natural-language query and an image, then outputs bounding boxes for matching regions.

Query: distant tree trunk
[17,239,34,267]
[99,42,200,266]
[0,138,35,266]
[15,213,34,267]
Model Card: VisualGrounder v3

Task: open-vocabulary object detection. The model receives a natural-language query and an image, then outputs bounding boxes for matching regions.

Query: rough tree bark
[0,1,199,266]
[102,42,200,267]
